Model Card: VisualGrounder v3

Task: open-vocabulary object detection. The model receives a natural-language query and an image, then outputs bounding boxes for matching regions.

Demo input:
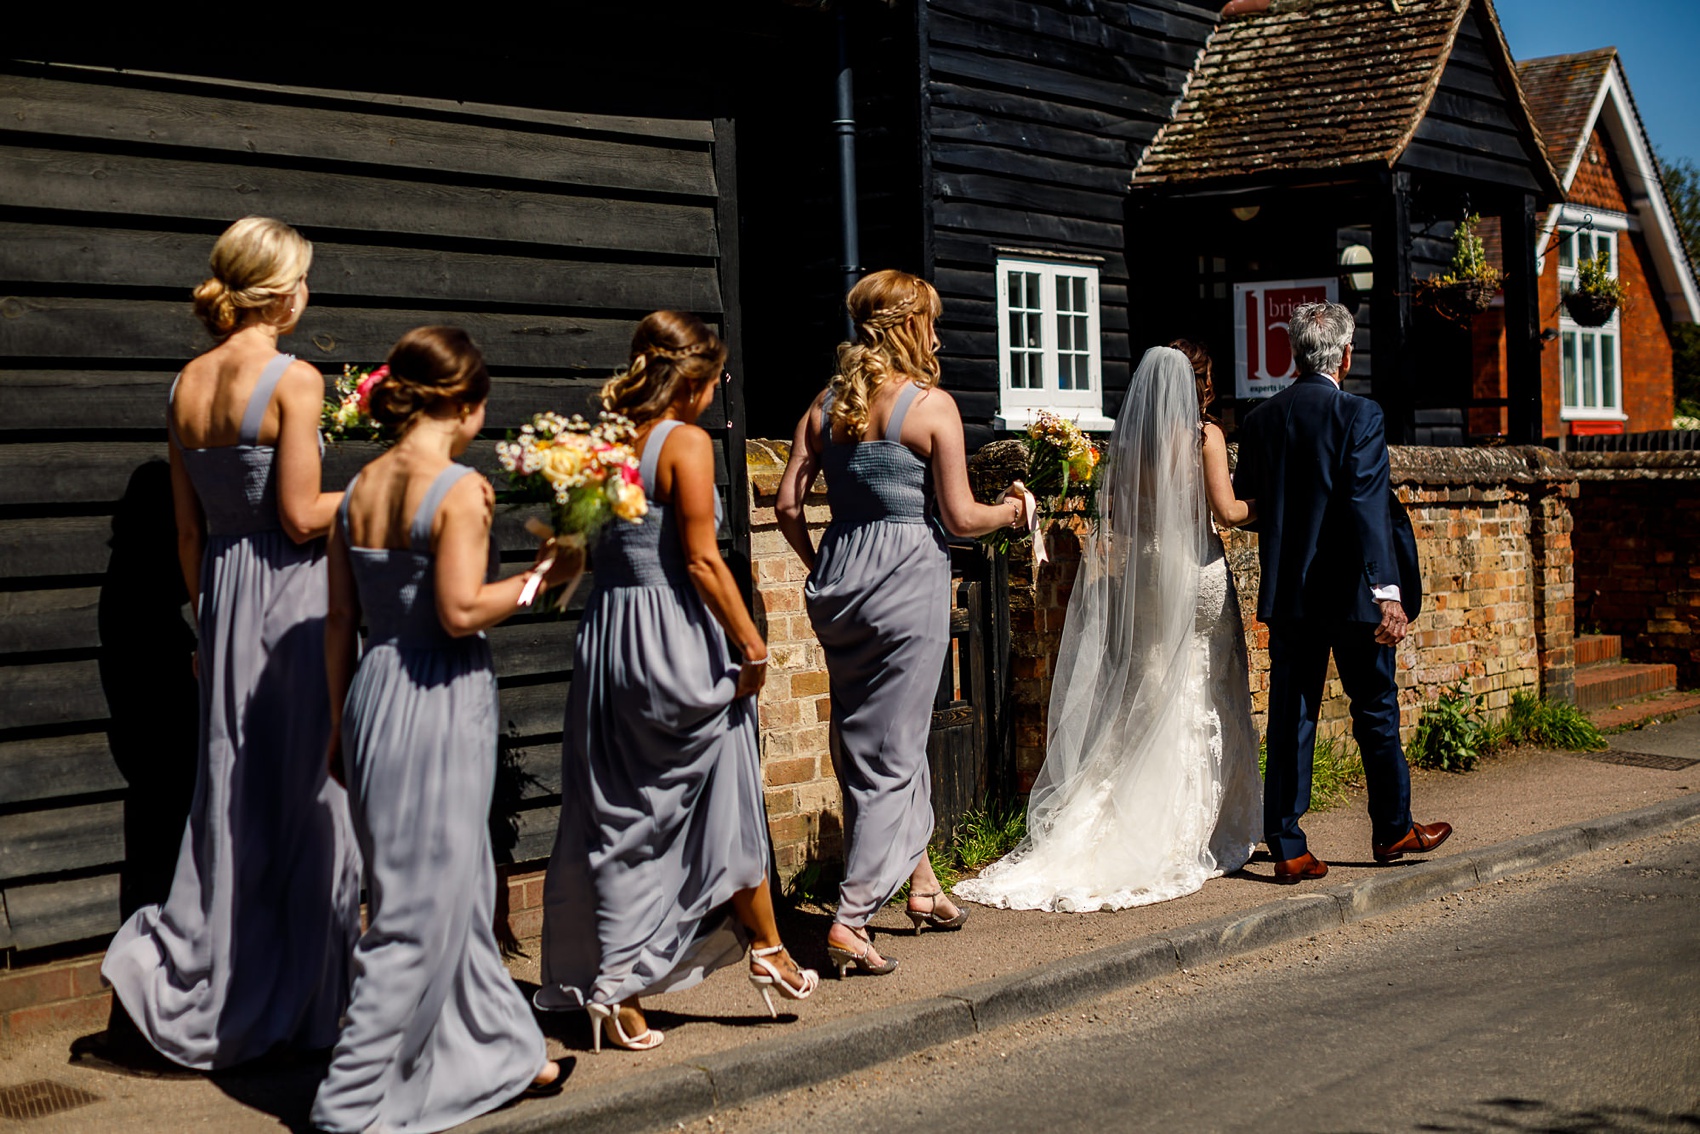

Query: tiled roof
[1516,49,1615,187]
[1134,0,1511,186]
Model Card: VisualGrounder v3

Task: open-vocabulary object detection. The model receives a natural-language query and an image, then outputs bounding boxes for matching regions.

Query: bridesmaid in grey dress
[312,327,576,1133]
[102,217,362,1069]
[536,311,817,1053]
[776,270,1025,977]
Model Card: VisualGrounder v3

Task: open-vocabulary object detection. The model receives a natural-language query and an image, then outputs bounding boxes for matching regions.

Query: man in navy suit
[1233,302,1450,881]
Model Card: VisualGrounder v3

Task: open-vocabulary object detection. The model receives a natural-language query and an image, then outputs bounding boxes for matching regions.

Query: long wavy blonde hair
[829,270,942,440]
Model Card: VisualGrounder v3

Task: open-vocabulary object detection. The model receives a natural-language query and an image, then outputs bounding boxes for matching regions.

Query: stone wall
[1002,446,1579,788]
[1571,452,1700,687]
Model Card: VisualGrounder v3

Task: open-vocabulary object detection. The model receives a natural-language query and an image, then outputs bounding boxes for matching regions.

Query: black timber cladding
[0,62,743,956]
[922,0,1218,438]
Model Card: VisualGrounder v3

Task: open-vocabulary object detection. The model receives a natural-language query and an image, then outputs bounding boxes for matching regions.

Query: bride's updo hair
[369,326,491,435]
[600,311,727,425]
[191,216,313,339]
[1168,338,1217,425]
[830,270,942,440]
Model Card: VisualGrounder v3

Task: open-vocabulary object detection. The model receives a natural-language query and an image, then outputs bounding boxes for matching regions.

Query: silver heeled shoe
[905,890,969,934]
[825,927,899,978]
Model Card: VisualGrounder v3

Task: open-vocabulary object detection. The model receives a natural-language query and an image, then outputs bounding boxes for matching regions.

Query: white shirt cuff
[1371,584,1402,603]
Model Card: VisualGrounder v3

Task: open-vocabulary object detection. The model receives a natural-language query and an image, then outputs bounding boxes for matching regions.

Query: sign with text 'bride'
[1233,279,1339,399]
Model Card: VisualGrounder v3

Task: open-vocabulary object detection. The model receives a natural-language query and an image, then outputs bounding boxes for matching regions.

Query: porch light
[1340,244,1374,292]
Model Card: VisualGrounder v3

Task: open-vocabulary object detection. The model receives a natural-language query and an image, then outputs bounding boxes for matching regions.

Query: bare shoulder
[444,468,495,517]
[910,385,961,421]
[278,357,326,395]
[1202,421,1226,450]
[661,420,712,458]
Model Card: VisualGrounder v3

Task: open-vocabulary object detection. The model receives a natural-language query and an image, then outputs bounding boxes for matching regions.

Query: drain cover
[0,1079,101,1120]
[1578,750,1700,771]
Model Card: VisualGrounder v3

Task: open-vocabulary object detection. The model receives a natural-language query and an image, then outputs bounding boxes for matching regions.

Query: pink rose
[620,461,643,486]
[354,365,387,413]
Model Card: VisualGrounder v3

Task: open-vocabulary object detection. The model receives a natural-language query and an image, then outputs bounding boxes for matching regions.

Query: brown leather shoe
[1373,821,1453,863]
[1272,851,1328,883]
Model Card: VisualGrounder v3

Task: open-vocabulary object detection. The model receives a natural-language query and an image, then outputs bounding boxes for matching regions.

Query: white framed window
[1555,215,1626,421]
[994,257,1112,431]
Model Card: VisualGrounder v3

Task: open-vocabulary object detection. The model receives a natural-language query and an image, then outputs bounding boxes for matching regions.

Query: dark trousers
[1264,619,1412,861]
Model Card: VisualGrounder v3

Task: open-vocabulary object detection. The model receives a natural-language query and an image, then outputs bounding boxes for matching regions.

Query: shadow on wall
[98,459,199,920]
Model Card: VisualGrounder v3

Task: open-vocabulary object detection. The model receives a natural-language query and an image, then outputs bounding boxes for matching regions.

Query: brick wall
[1001,446,1579,786]
[1571,452,1700,686]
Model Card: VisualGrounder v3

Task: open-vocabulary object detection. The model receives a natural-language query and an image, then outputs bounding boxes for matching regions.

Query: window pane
[1558,232,1574,269]
[1582,332,1597,407]
[1562,332,1578,407]
[1579,232,1594,265]
[1601,333,1616,408]
[1604,234,1615,275]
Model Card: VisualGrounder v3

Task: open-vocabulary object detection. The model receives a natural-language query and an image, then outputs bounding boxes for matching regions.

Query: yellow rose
[611,479,648,521]
[538,442,587,489]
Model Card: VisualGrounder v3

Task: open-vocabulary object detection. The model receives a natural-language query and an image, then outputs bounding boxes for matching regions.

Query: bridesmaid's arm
[168,437,206,619]
[432,475,582,639]
[1202,423,1255,527]
[325,521,360,784]
[775,393,825,572]
[664,424,770,697]
[918,390,1026,538]
[274,360,343,543]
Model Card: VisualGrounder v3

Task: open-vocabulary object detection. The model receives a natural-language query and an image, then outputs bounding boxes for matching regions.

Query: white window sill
[996,409,1117,434]
[1560,409,1629,422]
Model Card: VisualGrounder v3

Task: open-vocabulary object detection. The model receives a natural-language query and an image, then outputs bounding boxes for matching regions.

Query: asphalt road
[686,826,1700,1134]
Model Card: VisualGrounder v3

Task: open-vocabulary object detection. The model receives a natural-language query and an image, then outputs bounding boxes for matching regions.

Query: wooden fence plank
[0,517,113,579]
[1,73,718,198]
[0,443,163,507]
[0,588,102,655]
[0,733,125,807]
[0,659,108,730]
[2,872,120,952]
[0,298,637,371]
[0,145,719,259]
[0,800,124,881]
[0,224,723,316]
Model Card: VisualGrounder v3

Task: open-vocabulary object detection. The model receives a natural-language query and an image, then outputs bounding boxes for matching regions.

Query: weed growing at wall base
[1408,686,1606,772]
[1257,735,1365,811]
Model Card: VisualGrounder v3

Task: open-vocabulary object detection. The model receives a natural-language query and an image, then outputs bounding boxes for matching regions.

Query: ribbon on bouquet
[519,517,575,609]
[1013,481,1046,565]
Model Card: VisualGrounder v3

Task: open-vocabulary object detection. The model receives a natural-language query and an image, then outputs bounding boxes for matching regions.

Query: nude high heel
[585,1002,664,1053]
[825,927,899,979]
[748,945,820,1018]
[906,890,969,935]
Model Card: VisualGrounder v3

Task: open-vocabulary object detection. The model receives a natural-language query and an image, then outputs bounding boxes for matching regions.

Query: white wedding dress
[954,347,1261,913]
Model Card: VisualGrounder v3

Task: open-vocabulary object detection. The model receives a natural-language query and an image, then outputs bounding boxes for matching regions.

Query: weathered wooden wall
[922,0,1217,442]
[0,61,743,957]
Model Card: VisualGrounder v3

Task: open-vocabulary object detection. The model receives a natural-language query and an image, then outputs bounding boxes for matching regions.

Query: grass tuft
[1409,686,1607,773]
[1259,734,1365,811]
[891,804,1029,903]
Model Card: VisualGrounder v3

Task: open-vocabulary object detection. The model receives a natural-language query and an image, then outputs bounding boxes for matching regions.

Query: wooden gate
[925,543,1011,838]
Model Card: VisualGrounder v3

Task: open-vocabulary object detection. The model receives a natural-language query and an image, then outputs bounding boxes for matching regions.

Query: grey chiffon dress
[102,352,361,1070]
[535,418,768,1012]
[805,383,950,928]
[311,463,548,1134]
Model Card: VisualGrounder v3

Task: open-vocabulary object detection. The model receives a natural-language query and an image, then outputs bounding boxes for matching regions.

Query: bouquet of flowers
[981,411,1102,557]
[321,364,386,443]
[495,411,648,541]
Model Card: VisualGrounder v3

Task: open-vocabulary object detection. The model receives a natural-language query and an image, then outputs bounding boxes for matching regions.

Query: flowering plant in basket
[321,364,386,443]
[495,411,648,542]
[982,410,1101,554]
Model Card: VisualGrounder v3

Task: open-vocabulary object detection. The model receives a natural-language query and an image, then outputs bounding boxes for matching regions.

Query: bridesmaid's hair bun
[370,326,492,434]
[192,216,313,339]
[1168,338,1217,425]
[600,311,727,425]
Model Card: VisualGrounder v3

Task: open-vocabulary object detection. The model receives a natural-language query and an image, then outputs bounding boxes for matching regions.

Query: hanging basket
[1415,277,1500,325]
[1563,290,1618,327]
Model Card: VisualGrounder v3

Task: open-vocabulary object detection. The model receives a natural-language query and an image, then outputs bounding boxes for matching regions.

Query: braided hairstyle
[600,311,728,425]
[830,270,942,441]
[368,326,491,436]
[191,216,312,339]
[1168,338,1218,426]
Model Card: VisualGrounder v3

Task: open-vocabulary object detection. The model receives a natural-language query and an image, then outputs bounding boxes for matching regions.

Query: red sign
[1234,279,1338,399]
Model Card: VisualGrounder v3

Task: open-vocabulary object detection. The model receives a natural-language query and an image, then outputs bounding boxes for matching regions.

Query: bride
[954,343,1262,913]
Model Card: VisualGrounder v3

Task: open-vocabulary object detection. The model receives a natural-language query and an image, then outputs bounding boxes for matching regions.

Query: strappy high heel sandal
[748,945,820,1018]
[585,1002,664,1053]
[825,927,899,979]
[906,890,969,935]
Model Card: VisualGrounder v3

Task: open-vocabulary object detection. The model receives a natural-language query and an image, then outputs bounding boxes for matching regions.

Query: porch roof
[1132,0,1560,198]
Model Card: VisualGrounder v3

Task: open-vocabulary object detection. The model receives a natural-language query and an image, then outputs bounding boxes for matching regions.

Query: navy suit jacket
[1233,373,1412,625]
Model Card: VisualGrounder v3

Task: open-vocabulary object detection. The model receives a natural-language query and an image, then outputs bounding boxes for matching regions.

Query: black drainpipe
[834,3,862,340]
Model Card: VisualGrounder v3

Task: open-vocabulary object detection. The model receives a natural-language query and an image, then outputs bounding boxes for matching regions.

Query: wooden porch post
[1372,171,1413,443]
[1502,192,1543,444]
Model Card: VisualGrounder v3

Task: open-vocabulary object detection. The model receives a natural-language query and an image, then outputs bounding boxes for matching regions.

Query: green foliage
[1574,250,1625,301]
[891,804,1029,904]
[1490,692,1606,752]
[1435,213,1504,289]
[1408,682,1487,773]
[1257,734,1366,811]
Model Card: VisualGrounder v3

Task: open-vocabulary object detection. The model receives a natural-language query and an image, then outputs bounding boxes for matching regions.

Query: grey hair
[1286,302,1356,377]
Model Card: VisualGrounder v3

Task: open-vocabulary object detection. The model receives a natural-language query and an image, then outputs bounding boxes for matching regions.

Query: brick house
[1475,49,1699,438]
